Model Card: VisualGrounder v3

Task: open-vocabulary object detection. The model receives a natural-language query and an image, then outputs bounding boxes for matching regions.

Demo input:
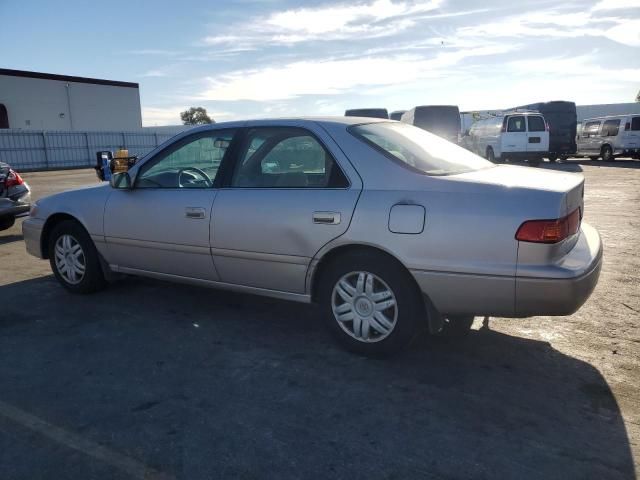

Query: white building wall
[0,73,142,131]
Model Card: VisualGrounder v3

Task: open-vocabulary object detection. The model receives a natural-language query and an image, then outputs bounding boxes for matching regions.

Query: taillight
[545,120,550,132]
[4,169,24,188]
[625,122,631,131]
[516,208,581,243]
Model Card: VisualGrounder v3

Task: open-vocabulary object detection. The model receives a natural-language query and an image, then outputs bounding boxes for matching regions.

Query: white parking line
[0,400,174,479]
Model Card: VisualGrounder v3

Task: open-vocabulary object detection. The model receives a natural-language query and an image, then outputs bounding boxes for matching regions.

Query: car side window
[231,127,349,188]
[583,121,601,138]
[507,116,525,132]
[602,119,621,137]
[137,130,235,188]
[527,116,545,132]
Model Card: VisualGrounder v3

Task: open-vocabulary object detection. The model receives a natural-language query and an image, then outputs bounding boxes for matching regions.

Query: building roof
[0,68,139,88]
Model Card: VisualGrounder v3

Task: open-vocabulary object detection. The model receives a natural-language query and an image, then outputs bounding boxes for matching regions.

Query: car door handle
[185,207,206,219]
[313,211,341,225]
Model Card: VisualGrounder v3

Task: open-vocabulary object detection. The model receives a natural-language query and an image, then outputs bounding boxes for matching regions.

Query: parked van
[576,115,640,161]
[344,108,389,119]
[510,101,577,161]
[401,105,460,143]
[389,110,406,121]
[467,112,549,165]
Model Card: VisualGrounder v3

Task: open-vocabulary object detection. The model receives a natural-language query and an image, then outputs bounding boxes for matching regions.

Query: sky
[1,0,639,126]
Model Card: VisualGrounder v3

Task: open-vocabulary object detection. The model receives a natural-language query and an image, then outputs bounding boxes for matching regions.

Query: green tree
[180,107,214,125]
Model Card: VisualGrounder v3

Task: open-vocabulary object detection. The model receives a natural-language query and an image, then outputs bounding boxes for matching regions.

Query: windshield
[350,122,493,176]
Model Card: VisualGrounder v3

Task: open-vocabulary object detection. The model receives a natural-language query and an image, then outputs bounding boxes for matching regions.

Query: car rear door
[526,115,548,152]
[211,122,362,294]
[103,128,237,280]
[501,115,527,154]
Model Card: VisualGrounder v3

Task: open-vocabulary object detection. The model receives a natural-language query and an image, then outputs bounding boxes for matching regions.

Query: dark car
[0,162,31,231]
[345,108,389,119]
[401,105,461,143]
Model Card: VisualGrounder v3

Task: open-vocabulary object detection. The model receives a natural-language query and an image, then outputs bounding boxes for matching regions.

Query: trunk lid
[451,165,584,218]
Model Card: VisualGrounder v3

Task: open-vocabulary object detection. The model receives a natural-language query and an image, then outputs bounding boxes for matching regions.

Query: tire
[48,220,107,294]
[318,251,424,356]
[0,215,16,232]
[601,145,614,162]
[438,316,475,337]
[547,154,558,163]
[486,147,496,163]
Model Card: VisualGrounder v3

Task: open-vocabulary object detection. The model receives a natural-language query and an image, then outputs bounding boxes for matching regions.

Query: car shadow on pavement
[0,234,23,246]
[0,276,635,480]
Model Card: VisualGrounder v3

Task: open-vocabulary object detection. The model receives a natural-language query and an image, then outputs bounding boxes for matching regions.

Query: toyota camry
[23,118,602,355]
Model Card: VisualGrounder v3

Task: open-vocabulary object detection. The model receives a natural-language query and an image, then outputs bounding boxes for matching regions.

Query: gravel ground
[0,160,638,480]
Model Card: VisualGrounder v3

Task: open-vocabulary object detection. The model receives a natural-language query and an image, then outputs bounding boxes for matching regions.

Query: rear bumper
[22,217,45,259]
[0,189,31,218]
[515,222,602,316]
[410,223,602,318]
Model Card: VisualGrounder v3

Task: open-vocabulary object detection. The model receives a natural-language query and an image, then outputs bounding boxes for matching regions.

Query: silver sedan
[23,118,602,355]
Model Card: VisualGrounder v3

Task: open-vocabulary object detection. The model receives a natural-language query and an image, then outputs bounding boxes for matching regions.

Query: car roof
[183,116,389,134]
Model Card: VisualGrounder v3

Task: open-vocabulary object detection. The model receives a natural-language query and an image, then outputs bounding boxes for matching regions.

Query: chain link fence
[0,129,183,171]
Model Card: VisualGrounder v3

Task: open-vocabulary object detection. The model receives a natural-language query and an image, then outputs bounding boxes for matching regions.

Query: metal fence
[0,129,182,171]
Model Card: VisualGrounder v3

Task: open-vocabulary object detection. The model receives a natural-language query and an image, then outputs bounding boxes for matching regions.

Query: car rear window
[528,116,546,132]
[350,122,493,176]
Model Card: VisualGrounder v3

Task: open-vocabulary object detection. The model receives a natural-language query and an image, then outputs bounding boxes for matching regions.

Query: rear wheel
[318,252,423,356]
[547,154,558,163]
[0,215,16,231]
[486,147,496,163]
[601,145,614,162]
[48,220,106,294]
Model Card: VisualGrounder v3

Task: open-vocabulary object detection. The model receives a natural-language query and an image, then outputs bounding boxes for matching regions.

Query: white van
[466,112,550,165]
[576,115,640,161]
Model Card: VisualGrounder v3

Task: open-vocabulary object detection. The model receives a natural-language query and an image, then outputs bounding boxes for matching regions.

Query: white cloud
[199,45,515,102]
[203,0,442,46]
[457,8,640,47]
[592,0,640,10]
[605,18,640,46]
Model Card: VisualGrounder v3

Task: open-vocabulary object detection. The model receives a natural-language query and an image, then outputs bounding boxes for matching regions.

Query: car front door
[103,129,237,280]
[211,124,362,294]
[502,115,527,154]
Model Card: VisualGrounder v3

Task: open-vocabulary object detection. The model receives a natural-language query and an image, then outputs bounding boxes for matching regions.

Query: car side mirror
[110,171,132,190]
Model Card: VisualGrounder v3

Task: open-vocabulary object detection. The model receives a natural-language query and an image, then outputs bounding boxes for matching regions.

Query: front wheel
[48,220,107,294]
[601,145,614,162]
[486,147,496,163]
[318,252,423,356]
